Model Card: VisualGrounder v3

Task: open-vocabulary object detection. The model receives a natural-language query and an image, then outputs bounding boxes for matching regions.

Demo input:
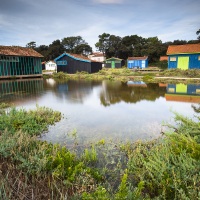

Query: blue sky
[0,0,199,50]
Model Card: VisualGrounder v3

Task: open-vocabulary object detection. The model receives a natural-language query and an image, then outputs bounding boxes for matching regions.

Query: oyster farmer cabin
[127,56,148,69]
[54,52,102,74]
[167,43,200,70]
[0,46,43,79]
[105,57,124,68]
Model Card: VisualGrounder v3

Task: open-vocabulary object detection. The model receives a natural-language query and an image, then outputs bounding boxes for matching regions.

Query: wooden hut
[127,56,148,69]
[105,57,124,68]
[54,52,102,74]
[0,46,43,79]
[167,43,200,70]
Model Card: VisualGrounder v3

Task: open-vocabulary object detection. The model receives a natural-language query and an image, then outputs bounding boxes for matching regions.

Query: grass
[42,68,200,85]
[0,103,200,199]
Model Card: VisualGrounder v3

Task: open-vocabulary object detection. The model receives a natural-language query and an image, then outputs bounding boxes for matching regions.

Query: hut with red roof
[0,45,43,78]
[167,43,200,70]
[54,52,102,73]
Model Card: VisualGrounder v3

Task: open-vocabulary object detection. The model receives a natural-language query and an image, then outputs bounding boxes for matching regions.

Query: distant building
[127,56,148,69]
[0,45,43,78]
[45,60,57,71]
[88,52,105,62]
[54,52,102,74]
[105,57,124,68]
[159,56,168,61]
[167,43,200,70]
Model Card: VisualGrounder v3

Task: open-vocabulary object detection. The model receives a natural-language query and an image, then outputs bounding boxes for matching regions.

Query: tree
[95,33,110,56]
[196,29,200,40]
[26,41,36,48]
[74,44,92,55]
[47,40,65,60]
[61,36,85,53]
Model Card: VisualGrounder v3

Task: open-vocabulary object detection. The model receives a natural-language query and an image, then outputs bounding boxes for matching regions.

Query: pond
[0,78,199,145]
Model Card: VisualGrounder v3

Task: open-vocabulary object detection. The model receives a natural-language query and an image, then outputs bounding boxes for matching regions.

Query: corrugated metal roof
[0,46,43,57]
[128,56,148,60]
[167,43,200,55]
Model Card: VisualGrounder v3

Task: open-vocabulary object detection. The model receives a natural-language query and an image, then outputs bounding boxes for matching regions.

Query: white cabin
[45,60,57,71]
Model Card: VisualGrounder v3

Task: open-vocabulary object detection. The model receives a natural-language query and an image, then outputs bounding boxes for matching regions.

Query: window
[56,60,67,65]
[170,57,176,61]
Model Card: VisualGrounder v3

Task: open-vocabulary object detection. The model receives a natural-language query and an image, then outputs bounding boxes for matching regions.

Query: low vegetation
[0,103,200,199]
[42,68,200,84]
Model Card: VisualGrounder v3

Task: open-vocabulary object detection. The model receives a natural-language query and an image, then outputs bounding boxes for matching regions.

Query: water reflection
[166,83,200,103]
[100,80,166,106]
[0,78,43,105]
[43,79,101,103]
[0,78,199,145]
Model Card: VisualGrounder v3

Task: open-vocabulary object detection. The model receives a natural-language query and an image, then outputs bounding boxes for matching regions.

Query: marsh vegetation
[0,103,199,199]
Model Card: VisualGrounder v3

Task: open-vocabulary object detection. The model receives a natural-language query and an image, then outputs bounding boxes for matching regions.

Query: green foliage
[52,71,69,79]
[0,104,200,199]
[0,105,61,136]
[160,69,200,78]
[142,74,154,82]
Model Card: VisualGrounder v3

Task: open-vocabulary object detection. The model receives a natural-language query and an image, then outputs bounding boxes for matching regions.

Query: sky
[0,0,199,51]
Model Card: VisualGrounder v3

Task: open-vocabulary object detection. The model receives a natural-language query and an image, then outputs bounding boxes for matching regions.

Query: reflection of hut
[127,81,147,87]
[54,53,102,74]
[165,83,200,103]
[105,57,124,68]
[127,56,148,69]
[167,43,200,70]
[0,78,43,103]
[0,45,43,79]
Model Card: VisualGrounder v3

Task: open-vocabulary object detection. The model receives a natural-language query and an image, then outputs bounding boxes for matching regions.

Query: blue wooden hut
[127,56,148,69]
[0,46,43,79]
[167,43,200,70]
[54,52,102,74]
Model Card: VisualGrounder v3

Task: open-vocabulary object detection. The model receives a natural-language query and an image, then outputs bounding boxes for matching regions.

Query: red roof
[167,43,200,55]
[0,45,43,57]
[159,56,168,61]
[128,56,148,60]
[69,53,91,61]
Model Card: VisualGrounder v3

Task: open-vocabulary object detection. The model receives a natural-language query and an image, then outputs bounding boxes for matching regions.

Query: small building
[0,45,43,78]
[127,56,148,69]
[54,52,102,74]
[45,60,57,71]
[159,56,168,61]
[105,57,124,68]
[167,43,200,70]
[88,52,105,63]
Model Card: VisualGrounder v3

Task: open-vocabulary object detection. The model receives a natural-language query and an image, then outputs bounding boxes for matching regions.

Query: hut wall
[128,60,148,69]
[56,55,91,74]
[105,59,123,68]
[168,54,200,69]
[0,56,42,76]
[91,62,102,73]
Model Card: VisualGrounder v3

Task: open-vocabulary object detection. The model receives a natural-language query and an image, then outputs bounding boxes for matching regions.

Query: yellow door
[177,57,189,70]
[176,83,187,93]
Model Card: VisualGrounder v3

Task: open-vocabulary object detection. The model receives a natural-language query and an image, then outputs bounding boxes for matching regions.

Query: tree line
[27,29,200,63]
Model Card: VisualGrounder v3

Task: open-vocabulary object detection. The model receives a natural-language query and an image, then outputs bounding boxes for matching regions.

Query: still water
[0,78,199,145]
